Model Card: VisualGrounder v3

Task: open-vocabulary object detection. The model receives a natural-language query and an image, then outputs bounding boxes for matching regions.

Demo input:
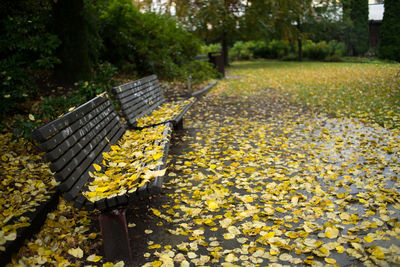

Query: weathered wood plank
[39,101,112,152]
[32,96,107,142]
[46,108,116,164]
[54,117,121,183]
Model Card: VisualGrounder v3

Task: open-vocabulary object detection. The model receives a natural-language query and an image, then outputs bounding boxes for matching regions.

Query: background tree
[379,0,400,61]
[343,0,369,56]
[53,0,92,83]
[159,0,244,66]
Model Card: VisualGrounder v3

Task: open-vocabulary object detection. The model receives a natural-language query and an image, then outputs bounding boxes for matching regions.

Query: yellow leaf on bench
[143,169,167,179]
[152,152,163,161]
[68,247,83,258]
[93,164,101,172]
[95,187,108,193]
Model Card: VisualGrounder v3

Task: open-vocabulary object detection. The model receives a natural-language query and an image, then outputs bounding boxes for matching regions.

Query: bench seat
[135,97,195,128]
[113,75,196,129]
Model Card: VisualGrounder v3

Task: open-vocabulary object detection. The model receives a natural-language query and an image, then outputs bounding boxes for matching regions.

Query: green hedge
[229,40,346,61]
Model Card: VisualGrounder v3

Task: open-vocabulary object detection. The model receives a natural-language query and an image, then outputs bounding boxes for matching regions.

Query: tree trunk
[296,18,303,61]
[53,0,92,84]
[298,37,303,61]
[222,30,229,66]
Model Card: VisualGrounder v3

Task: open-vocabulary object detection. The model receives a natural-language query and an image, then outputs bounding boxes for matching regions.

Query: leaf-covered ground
[7,61,400,266]
[0,133,57,254]
[136,61,400,266]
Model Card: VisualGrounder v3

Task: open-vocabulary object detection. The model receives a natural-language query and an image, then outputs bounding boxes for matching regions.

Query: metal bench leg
[99,209,132,263]
[175,119,184,130]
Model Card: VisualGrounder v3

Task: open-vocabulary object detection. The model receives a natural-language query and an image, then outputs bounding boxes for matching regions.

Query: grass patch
[216,60,400,129]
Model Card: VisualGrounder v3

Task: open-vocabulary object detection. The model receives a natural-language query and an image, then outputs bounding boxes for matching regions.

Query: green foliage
[12,115,40,142]
[229,42,254,61]
[302,40,345,61]
[182,61,220,84]
[267,40,290,59]
[379,0,400,62]
[229,40,291,61]
[29,62,116,141]
[303,40,329,60]
[78,62,117,100]
[98,0,201,79]
[39,94,83,121]
[328,40,347,57]
[249,41,269,59]
[0,15,60,122]
[344,0,369,56]
[303,2,349,44]
[282,53,299,61]
[200,43,222,55]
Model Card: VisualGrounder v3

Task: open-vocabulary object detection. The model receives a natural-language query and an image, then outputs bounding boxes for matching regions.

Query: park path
[126,77,400,267]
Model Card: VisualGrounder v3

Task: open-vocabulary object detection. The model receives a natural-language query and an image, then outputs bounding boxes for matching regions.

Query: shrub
[267,40,290,59]
[328,40,346,57]
[303,40,330,60]
[77,62,117,101]
[0,15,60,122]
[182,61,220,84]
[39,93,83,121]
[325,55,343,62]
[200,43,222,55]
[39,62,116,123]
[98,0,201,79]
[229,41,271,61]
[229,41,254,61]
[282,53,299,61]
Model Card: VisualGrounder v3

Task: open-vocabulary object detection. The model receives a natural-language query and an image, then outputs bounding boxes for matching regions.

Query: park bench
[32,93,173,262]
[113,74,196,129]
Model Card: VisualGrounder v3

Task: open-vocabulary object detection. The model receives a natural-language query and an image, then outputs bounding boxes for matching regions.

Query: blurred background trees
[1,0,398,130]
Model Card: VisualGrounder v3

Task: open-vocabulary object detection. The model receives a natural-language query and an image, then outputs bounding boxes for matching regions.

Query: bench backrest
[113,75,166,127]
[32,94,125,209]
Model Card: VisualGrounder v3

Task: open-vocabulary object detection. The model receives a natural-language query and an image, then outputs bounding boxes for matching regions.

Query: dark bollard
[208,51,225,77]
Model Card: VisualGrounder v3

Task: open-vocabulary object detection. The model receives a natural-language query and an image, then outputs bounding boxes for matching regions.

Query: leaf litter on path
[141,77,400,266]
[7,62,400,266]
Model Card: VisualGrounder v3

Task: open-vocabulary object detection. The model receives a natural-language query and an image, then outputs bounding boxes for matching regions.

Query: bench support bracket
[175,119,184,130]
[99,208,132,263]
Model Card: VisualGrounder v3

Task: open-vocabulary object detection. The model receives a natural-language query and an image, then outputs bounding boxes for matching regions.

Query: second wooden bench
[113,74,196,129]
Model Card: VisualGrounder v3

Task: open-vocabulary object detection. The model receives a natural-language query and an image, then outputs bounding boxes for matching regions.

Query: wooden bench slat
[115,79,159,101]
[120,87,164,110]
[117,74,157,92]
[32,96,107,142]
[114,75,195,129]
[53,115,120,182]
[123,98,165,126]
[48,113,117,172]
[63,126,125,201]
[118,85,164,113]
[45,106,116,164]
[169,98,196,124]
[117,80,160,105]
[57,119,122,188]
[39,101,112,152]
[126,99,166,127]
[114,75,157,98]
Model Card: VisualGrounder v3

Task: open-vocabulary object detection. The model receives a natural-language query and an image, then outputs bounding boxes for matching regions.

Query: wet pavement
[124,87,400,267]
